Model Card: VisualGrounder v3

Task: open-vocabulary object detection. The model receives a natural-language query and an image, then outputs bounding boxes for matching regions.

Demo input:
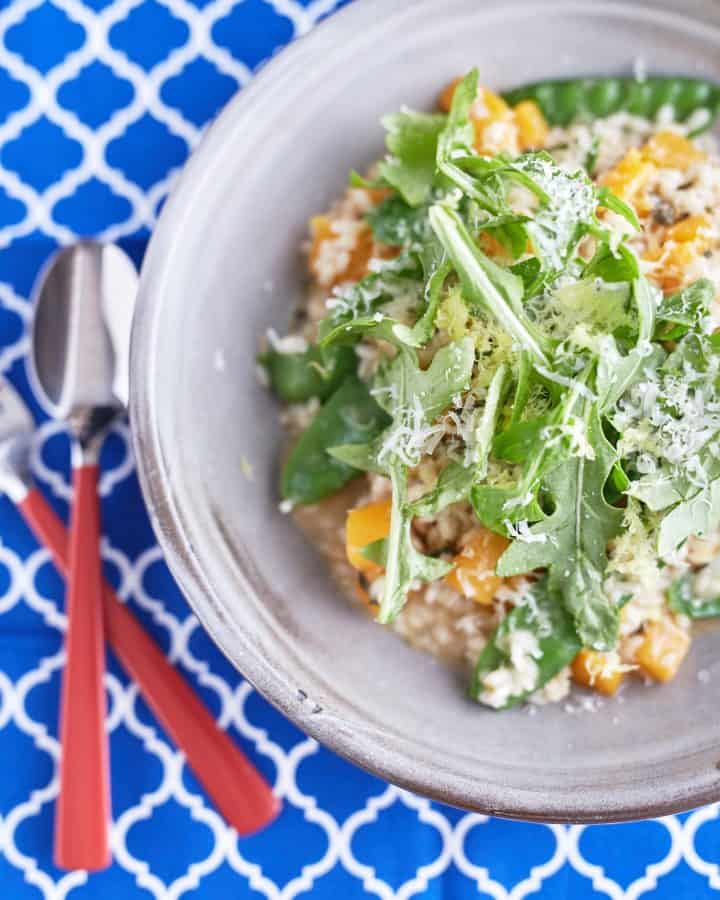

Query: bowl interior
[132,0,720,821]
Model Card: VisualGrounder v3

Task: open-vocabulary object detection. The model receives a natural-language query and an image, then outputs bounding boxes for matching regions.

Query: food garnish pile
[260,71,720,708]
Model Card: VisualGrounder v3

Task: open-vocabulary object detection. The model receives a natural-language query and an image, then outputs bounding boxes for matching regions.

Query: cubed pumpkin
[571,649,625,696]
[644,130,706,170]
[636,619,690,683]
[445,528,509,605]
[309,216,375,287]
[346,499,392,577]
[514,100,549,150]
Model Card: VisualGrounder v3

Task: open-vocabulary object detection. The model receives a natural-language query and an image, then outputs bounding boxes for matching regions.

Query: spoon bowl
[32,242,138,445]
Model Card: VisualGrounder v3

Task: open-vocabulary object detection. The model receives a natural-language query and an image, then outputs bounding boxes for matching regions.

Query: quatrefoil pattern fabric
[0,1,718,897]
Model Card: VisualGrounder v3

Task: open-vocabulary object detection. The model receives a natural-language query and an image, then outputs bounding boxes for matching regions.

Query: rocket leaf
[429,204,552,364]
[378,110,447,206]
[497,403,624,649]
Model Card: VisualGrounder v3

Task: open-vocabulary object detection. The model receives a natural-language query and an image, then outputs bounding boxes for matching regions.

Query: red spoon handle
[18,486,280,836]
[54,462,111,870]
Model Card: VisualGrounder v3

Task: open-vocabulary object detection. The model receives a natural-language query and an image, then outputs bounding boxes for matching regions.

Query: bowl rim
[130,0,720,823]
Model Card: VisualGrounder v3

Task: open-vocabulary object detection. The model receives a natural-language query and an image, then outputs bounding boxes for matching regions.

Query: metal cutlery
[11,242,279,868]
[30,243,136,868]
[0,374,280,848]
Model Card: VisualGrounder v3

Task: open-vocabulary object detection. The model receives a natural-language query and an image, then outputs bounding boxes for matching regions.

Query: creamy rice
[269,91,720,706]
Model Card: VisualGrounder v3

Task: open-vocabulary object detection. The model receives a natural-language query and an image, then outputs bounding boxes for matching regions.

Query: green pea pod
[668,574,720,619]
[260,344,357,403]
[472,577,581,709]
[502,76,720,134]
[281,376,390,505]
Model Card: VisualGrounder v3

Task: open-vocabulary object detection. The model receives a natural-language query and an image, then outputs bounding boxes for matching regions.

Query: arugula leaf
[342,351,489,620]
[461,154,551,206]
[281,377,390,504]
[512,153,597,271]
[628,472,682,512]
[328,335,475,470]
[550,277,632,334]
[321,313,414,351]
[435,69,482,199]
[365,194,430,247]
[470,364,511,474]
[658,478,720,557]
[497,402,624,650]
[654,278,713,341]
[393,259,452,347]
[436,75,599,275]
[493,416,550,463]
[260,343,356,402]
[402,364,511,521]
[614,331,720,553]
[596,275,658,412]
[510,350,534,423]
[408,461,475,517]
[583,240,639,282]
[597,185,641,231]
[376,339,474,620]
[378,338,476,416]
[668,573,720,619]
[436,71,549,214]
[378,110,447,206]
[473,375,590,533]
[471,576,581,709]
[429,204,551,364]
[377,461,453,623]
[510,258,542,294]
[471,485,545,534]
[329,337,474,621]
[438,69,477,160]
[317,263,423,339]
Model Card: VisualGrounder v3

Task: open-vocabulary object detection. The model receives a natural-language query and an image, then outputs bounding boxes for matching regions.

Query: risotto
[260,71,720,709]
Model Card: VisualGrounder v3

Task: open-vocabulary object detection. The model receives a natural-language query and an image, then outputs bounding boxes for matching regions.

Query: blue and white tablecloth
[0,1,719,896]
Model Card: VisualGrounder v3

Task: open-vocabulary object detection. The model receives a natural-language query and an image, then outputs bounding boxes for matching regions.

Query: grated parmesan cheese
[477,628,542,708]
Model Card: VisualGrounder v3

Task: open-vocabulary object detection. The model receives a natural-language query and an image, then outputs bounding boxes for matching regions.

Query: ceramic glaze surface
[132,0,720,821]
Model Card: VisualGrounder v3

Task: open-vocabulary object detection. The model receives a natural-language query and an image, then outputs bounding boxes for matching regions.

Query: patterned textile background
[0,0,718,897]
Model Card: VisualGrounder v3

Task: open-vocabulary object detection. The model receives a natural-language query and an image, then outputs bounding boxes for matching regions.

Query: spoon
[31,241,137,871]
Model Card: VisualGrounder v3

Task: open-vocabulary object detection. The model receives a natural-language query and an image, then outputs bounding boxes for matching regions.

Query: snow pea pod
[502,76,720,134]
[260,344,356,403]
[281,376,390,505]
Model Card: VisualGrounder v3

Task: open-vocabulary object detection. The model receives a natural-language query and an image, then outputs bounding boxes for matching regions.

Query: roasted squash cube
[445,528,509,605]
[644,130,706,170]
[636,619,690,683]
[439,76,463,112]
[514,100,549,150]
[666,212,713,246]
[346,500,392,576]
[309,216,375,287]
[571,649,625,696]
[602,148,656,215]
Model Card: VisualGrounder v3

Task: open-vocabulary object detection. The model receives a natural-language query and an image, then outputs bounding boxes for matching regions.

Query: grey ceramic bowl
[131,0,720,822]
